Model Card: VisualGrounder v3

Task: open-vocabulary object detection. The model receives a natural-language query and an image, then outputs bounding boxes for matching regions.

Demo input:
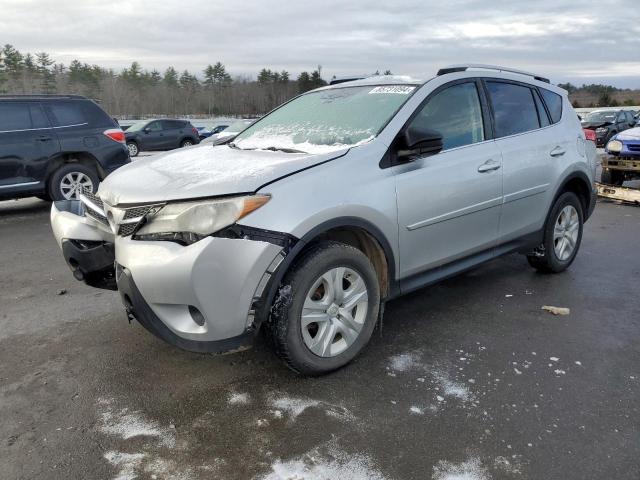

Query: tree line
[558,82,640,108]
[0,44,333,117]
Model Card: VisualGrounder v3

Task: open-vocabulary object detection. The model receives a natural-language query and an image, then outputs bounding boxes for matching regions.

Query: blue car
[602,127,640,185]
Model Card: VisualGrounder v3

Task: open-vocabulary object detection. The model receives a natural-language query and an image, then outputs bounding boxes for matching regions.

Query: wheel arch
[552,170,594,221]
[254,216,398,330]
[45,151,104,188]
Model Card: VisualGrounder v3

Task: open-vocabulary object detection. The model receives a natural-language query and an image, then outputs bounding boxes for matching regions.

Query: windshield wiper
[261,146,307,154]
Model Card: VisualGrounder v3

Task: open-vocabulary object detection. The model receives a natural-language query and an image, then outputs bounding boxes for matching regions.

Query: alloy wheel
[60,172,94,200]
[553,205,580,261]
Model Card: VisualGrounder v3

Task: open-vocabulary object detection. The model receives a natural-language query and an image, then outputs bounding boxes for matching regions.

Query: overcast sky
[2,0,639,87]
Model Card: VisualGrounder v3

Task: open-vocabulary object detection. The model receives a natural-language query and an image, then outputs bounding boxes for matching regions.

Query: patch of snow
[409,406,424,415]
[228,392,250,405]
[554,369,566,375]
[387,352,422,373]
[574,361,582,366]
[432,457,488,480]
[550,357,559,362]
[514,368,522,375]
[260,446,388,480]
[435,372,472,402]
[104,451,146,480]
[98,398,175,448]
[268,394,355,423]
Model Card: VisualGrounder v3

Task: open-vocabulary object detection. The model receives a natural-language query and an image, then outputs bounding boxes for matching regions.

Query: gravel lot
[1,188,639,479]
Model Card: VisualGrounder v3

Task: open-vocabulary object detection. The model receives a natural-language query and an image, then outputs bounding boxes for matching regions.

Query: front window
[585,111,616,123]
[233,85,417,154]
[126,121,149,132]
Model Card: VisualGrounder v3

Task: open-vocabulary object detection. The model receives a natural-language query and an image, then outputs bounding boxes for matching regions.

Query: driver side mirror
[143,127,151,134]
[398,126,443,160]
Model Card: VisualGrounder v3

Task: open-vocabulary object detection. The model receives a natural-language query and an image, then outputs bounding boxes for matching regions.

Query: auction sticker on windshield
[368,86,416,95]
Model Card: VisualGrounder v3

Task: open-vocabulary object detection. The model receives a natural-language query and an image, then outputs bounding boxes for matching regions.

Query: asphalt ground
[1,171,639,479]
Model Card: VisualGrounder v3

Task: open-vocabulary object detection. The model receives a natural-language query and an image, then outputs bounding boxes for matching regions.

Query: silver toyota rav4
[51,64,597,375]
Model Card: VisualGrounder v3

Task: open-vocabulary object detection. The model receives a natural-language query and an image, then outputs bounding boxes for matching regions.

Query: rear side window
[82,100,117,128]
[409,82,485,150]
[47,102,87,127]
[540,88,563,124]
[162,120,185,129]
[486,82,539,137]
[0,103,32,131]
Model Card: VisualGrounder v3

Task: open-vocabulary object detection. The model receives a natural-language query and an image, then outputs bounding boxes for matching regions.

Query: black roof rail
[329,76,366,85]
[0,94,88,100]
[437,64,550,84]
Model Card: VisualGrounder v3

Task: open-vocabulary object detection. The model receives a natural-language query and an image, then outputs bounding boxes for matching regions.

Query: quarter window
[409,82,485,150]
[533,90,551,127]
[0,103,32,131]
[48,102,87,127]
[487,82,540,137]
[539,88,563,124]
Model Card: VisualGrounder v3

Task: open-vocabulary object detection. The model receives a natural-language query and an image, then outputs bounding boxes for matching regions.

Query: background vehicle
[201,119,256,145]
[581,109,636,147]
[51,65,597,375]
[197,124,229,140]
[124,119,200,157]
[602,126,640,185]
[0,94,129,201]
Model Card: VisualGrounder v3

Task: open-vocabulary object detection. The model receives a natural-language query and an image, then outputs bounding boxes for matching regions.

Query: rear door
[0,102,59,190]
[395,79,503,278]
[486,80,560,243]
[161,120,182,148]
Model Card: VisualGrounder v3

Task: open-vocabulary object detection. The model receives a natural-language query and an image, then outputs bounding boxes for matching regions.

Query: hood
[581,121,611,129]
[97,144,347,205]
[616,127,640,141]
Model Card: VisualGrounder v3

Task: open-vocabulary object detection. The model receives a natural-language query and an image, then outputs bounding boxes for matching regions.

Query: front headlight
[606,140,623,153]
[134,194,270,242]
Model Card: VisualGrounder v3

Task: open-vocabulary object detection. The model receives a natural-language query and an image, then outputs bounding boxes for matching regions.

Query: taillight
[192,127,198,136]
[104,128,126,144]
[583,128,596,143]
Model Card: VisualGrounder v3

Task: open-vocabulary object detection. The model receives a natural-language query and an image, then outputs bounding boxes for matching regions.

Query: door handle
[550,146,566,157]
[36,135,52,142]
[477,160,501,173]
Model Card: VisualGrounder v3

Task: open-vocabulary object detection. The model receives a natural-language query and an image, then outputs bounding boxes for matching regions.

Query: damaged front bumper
[50,200,289,353]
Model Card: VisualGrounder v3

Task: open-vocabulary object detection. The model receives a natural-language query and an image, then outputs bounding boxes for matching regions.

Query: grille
[86,207,108,226]
[82,188,104,209]
[124,206,152,220]
[118,223,139,236]
[628,144,640,152]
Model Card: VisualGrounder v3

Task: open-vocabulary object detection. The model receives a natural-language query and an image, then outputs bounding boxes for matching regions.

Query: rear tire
[267,241,380,376]
[126,141,139,157]
[526,192,583,273]
[48,164,99,201]
[180,139,194,148]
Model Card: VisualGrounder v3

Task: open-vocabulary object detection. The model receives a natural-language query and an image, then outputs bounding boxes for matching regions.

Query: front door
[395,80,503,279]
[141,121,165,150]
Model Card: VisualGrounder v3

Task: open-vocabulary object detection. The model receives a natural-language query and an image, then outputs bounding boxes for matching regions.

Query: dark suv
[0,95,129,201]
[581,109,636,147]
[124,119,200,157]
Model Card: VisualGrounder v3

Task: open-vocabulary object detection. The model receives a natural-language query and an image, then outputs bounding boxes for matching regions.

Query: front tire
[268,241,380,375]
[527,192,583,273]
[48,164,99,201]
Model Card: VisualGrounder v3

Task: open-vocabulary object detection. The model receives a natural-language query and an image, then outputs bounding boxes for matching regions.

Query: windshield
[585,111,616,123]
[224,120,254,134]
[126,121,150,132]
[233,85,417,154]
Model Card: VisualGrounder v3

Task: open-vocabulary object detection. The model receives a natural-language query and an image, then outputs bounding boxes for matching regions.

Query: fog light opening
[189,305,205,326]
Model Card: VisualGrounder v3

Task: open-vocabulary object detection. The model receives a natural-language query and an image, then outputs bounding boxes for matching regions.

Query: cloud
[1,0,639,87]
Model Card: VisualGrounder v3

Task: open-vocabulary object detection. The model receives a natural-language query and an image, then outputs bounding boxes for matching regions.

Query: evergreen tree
[36,52,56,93]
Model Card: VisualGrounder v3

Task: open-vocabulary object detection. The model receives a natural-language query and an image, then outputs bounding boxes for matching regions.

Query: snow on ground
[98,398,175,448]
[259,444,388,480]
[228,392,251,405]
[432,457,489,480]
